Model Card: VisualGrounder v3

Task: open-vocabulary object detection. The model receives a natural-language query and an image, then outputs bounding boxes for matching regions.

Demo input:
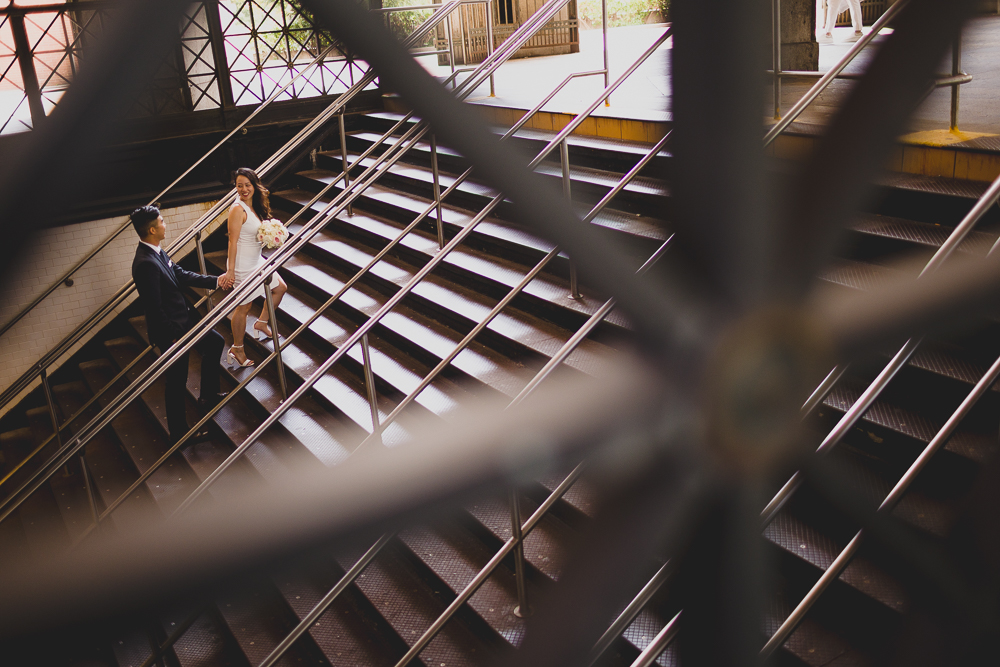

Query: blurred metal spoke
[801,453,978,617]
[670,0,771,311]
[0,0,193,269]
[298,0,692,361]
[675,481,768,667]
[779,0,980,297]
[511,452,708,667]
[0,362,663,639]
[809,250,1000,361]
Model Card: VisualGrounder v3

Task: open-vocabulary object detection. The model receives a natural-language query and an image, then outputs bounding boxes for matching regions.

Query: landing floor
[417,15,1000,137]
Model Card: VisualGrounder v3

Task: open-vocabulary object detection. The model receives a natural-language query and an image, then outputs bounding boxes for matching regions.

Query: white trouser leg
[825,0,845,35]
[846,0,863,32]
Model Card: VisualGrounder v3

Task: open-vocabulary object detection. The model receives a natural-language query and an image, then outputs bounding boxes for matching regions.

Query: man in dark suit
[130,205,230,443]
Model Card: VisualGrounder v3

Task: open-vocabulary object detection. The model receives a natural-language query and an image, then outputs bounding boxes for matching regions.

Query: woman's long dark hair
[235,167,272,221]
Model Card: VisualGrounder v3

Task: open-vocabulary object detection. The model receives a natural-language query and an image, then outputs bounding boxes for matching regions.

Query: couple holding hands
[130,167,288,443]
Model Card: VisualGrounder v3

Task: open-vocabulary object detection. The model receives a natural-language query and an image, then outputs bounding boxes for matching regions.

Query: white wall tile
[0,201,223,416]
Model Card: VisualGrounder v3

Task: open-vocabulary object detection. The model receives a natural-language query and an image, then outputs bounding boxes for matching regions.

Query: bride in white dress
[224,167,288,368]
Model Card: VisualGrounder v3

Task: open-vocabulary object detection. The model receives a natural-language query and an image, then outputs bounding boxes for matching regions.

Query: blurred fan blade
[778,0,979,298]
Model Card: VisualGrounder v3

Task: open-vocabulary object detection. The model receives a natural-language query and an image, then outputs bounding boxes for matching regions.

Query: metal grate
[218,0,368,106]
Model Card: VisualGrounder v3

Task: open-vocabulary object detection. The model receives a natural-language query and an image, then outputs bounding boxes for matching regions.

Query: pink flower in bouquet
[257,218,289,250]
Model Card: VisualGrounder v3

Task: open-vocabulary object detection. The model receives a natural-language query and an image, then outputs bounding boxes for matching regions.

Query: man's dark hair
[131,205,161,238]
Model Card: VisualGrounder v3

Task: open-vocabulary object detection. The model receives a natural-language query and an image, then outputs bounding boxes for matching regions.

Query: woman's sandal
[227,344,254,368]
[253,319,274,341]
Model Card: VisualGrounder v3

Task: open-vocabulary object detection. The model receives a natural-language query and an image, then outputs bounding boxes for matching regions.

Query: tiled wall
[0,202,223,416]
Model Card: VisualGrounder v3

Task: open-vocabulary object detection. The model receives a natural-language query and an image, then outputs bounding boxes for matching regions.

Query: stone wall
[778,0,819,72]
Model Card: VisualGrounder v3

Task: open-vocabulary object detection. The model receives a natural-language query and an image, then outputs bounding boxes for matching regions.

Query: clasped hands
[217,273,236,290]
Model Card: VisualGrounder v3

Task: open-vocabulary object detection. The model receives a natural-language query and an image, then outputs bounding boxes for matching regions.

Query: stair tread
[160,605,244,667]
[363,111,665,157]
[216,582,329,666]
[297,205,613,329]
[875,170,990,201]
[766,590,873,667]
[281,249,607,380]
[397,523,526,648]
[906,342,1000,393]
[765,512,907,613]
[822,379,996,464]
[339,544,494,667]
[616,608,676,666]
[274,553,405,667]
[255,251,532,398]
[54,377,158,532]
[103,335,251,493]
[6,420,70,555]
[466,495,570,583]
[180,277,414,447]
[848,212,996,256]
[78,357,200,515]
[341,147,669,200]
[272,289,474,422]
[303,157,669,247]
[128,314,326,482]
[279,230,614,376]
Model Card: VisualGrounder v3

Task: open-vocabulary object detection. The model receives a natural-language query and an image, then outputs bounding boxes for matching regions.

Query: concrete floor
[417,14,1000,136]
[415,23,671,122]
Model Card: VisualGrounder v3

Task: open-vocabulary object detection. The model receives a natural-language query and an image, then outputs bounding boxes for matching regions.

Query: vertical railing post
[361,333,383,446]
[509,488,532,617]
[772,0,781,120]
[339,112,353,216]
[486,0,496,96]
[430,135,445,249]
[446,14,456,86]
[10,9,46,127]
[41,365,70,479]
[39,368,63,449]
[80,453,100,529]
[951,33,961,131]
[459,5,469,67]
[205,0,236,110]
[264,276,288,401]
[561,139,582,300]
[195,231,208,275]
[602,0,609,106]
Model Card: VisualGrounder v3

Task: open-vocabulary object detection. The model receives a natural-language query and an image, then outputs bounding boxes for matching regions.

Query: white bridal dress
[234,199,267,305]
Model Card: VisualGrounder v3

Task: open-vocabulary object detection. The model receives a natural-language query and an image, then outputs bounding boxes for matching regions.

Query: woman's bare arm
[225,204,245,287]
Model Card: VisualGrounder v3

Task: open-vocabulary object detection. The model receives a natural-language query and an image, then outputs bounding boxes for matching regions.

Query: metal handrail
[0,0,469,491]
[0,0,573,532]
[761,170,1000,527]
[82,0,576,527]
[237,187,673,667]
[169,25,672,516]
[761,329,1000,657]
[395,463,586,667]
[587,561,673,665]
[382,236,676,667]
[0,40,351,346]
[361,130,673,446]
[0,0,480,521]
[133,63,674,659]
[630,611,681,667]
[763,0,910,148]
[0,0,464,414]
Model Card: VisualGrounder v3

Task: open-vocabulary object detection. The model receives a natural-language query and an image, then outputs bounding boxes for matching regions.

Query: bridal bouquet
[257,218,289,249]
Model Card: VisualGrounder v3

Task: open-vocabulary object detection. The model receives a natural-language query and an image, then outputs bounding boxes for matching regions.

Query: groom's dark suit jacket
[132,244,217,348]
